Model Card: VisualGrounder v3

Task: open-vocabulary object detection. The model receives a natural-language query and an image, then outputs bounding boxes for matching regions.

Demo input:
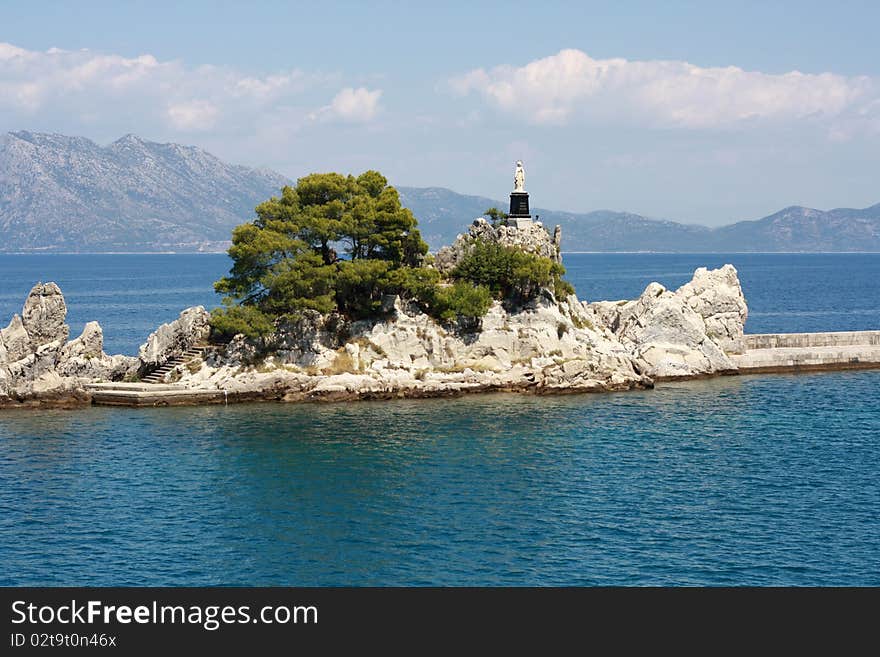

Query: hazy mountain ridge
[1,131,878,253]
[0,131,289,252]
[398,188,880,252]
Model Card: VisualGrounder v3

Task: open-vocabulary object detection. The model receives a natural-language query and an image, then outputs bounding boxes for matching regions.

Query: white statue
[514,160,525,192]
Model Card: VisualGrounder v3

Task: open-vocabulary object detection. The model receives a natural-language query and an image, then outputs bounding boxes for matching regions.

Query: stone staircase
[141,345,209,384]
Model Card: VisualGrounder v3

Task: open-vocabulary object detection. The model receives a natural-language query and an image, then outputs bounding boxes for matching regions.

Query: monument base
[508,216,533,229]
[509,190,530,217]
[509,190,531,229]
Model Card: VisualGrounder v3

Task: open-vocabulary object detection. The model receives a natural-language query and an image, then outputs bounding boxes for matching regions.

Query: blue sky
[2,0,879,225]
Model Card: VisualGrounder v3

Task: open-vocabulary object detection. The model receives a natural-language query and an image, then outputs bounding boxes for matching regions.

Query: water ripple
[1,371,878,586]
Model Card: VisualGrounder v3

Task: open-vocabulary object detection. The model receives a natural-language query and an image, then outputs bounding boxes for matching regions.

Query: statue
[513,160,525,192]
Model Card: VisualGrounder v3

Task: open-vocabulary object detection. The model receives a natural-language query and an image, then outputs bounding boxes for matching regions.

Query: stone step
[85,382,184,392]
[140,346,208,384]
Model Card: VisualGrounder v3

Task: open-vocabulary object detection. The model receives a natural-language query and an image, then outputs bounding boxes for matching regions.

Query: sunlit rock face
[434,217,562,275]
[1,263,750,405]
[587,265,745,378]
[0,283,137,403]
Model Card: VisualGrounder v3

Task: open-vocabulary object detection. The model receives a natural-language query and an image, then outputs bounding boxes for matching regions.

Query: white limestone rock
[434,217,562,274]
[675,264,748,354]
[5,340,63,395]
[0,315,31,363]
[60,321,104,360]
[194,292,651,397]
[588,269,742,378]
[22,282,69,348]
[274,311,347,368]
[1,262,752,404]
[138,306,210,368]
[55,322,138,381]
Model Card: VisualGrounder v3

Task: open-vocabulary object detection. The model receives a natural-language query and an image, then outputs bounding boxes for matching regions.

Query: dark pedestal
[509,191,530,218]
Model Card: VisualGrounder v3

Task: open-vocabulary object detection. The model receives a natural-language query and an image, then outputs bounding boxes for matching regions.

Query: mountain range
[0,131,287,252]
[1,131,878,253]
[397,187,880,252]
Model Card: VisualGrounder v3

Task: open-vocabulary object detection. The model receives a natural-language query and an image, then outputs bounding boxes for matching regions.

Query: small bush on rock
[450,240,571,305]
[431,282,493,322]
[211,303,276,339]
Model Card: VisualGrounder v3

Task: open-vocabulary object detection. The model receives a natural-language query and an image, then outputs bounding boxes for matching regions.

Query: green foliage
[431,282,493,322]
[212,170,572,339]
[213,170,431,335]
[210,303,276,339]
[389,266,441,305]
[555,278,576,299]
[335,258,393,319]
[260,250,337,315]
[450,240,572,304]
[484,207,509,226]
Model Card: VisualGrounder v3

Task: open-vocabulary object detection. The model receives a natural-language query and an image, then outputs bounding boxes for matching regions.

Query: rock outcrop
[589,283,732,379]
[675,265,748,354]
[588,265,747,379]
[1,315,31,363]
[1,262,750,407]
[21,283,69,347]
[56,322,136,381]
[138,306,211,370]
[191,293,651,400]
[434,217,562,274]
[0,283,137,405]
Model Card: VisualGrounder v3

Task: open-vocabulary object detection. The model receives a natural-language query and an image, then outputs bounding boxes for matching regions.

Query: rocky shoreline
[1,258,751,409]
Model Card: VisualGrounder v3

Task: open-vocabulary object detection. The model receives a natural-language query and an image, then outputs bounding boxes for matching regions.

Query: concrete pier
[732,331,880,374]
[85,382,228,406]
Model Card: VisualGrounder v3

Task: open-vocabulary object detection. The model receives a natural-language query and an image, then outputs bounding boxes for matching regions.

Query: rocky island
[1,226,752,407]
[2,164,877,409]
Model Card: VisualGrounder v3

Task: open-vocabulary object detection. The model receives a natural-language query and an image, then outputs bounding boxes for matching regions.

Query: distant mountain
[2,131,878,252]
[0,131,289,252]
[396,187,500,248]
[397,187,713,251]
[399,187,880,252]
[712,204,880,252]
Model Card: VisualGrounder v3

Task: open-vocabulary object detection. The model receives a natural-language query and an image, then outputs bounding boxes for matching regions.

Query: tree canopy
[212,171,431,335]
[211,170,574,339]
[483,207,509,226]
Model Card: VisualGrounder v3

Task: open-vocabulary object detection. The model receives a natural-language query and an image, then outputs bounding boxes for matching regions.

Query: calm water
[1,375,878,586]
[1,253,879,585]
[1,253,879,354]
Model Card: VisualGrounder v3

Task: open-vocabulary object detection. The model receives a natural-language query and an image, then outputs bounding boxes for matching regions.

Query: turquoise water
[1,374,878,586]
[1,254,879,585]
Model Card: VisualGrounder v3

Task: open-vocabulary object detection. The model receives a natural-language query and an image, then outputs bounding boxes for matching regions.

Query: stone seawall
[734,331,880,374]
[744,331,880,350]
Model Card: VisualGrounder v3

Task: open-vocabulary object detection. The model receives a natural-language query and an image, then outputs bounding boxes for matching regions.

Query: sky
[2,0,879,226]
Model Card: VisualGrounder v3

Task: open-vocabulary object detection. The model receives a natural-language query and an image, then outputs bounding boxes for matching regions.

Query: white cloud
[449,48,877,129]
[167,100,219,130]
[310,87,383,123]
[0,42,338,135]
[0,43,28,61]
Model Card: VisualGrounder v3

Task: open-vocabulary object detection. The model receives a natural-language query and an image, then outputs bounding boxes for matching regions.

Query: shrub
[335,258,393,319]
[555,278,575,298]
[431,282,493,322]
[450,240,572,304]
[389,266,441,305]
[210,304,276,339]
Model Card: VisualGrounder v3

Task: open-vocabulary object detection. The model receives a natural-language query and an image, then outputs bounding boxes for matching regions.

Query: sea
[1,253,878,585]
